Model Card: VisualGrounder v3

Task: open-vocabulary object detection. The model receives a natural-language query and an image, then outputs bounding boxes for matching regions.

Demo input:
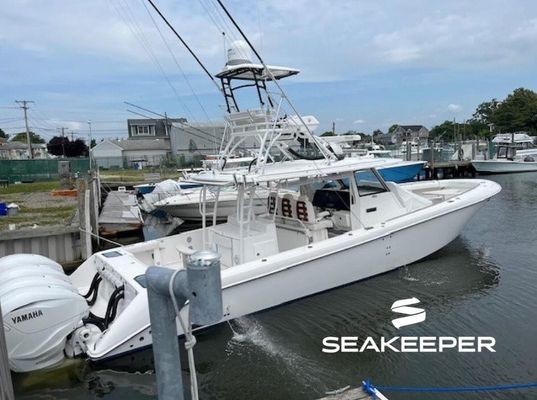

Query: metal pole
[0,303,15,400]
[88,121,93,170]
[15,100,34,159]
[146,268,187,400]
[145,250,223,400]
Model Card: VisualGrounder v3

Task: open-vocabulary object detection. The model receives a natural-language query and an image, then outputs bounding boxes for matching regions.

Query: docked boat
[360,150,425,182]
[138,179,202,213]
[0,41,501,372]
[153,185,270,221]
[472,133,537,173]
[133,183,157,195]
[321,137,425,183]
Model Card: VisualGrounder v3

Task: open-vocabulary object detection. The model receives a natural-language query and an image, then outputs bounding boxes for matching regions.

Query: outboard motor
[0,254,89,372]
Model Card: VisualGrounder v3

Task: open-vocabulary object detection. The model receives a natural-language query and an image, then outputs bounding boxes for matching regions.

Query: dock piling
[0,303,15,400]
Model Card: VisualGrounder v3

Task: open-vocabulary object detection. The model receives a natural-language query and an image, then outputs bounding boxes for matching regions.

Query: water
[13,173,537,399]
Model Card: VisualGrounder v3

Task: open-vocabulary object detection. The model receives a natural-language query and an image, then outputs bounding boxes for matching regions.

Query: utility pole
[87,121,93,170]
[164,112,169,137]
[15,100,34,159]
[332,121,335,135]
[58,127,67,157]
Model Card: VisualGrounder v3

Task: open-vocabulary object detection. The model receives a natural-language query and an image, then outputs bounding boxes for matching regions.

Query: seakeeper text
[322,336,496,353]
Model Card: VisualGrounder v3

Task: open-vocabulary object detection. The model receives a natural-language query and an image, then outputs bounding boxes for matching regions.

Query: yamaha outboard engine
[0,254,89,372]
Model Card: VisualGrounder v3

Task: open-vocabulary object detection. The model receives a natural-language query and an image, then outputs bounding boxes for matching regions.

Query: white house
[91,139,171,168]
[0,141,49,160]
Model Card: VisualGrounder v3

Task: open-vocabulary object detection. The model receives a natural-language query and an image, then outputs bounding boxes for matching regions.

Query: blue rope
[362,380,537,395]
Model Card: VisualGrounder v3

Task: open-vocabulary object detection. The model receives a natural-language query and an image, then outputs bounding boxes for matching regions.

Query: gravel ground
[0,191,77,231]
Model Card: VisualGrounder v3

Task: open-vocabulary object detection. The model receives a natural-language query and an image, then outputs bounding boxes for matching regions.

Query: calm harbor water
[12,173,537,400]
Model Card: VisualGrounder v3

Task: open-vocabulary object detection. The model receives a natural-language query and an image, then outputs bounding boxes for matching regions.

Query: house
[92,118,251,169]
[390,125,430,144]
[91,138,171,168]
[169,121,227,159]
[128,118,186,139]
[90,140,124,168]
[0,140,49,160]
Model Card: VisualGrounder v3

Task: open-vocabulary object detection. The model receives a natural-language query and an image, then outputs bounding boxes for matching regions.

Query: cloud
[447,104,462,112]
[1,1,537,136]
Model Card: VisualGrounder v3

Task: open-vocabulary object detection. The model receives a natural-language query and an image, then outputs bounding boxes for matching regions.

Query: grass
[0,205,75,231]
[0,180,77,231]
[0,181,60,195]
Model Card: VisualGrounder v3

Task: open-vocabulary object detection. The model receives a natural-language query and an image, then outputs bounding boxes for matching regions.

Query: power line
[145,0,222,94]
[111,0,198,123]
[140,0,215,125]
[125,101,165,118]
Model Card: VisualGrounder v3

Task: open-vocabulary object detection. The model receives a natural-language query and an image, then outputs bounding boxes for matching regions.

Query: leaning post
[146,250,223,400]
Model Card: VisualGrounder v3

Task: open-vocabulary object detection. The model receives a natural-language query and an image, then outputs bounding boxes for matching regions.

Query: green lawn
[0,181,60,194]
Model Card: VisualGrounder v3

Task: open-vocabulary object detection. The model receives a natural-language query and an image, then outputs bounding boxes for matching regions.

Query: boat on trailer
[0,41,500,372]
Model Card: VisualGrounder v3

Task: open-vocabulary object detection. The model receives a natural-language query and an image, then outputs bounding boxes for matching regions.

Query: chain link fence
[0,158,90,183]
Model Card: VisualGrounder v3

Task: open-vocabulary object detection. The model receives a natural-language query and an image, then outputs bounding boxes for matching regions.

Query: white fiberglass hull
[473,159,537,173]
[77,179,500,362]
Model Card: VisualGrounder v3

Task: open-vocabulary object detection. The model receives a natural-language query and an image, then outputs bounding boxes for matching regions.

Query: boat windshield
[355,170,388,196]
[497,146,517,159]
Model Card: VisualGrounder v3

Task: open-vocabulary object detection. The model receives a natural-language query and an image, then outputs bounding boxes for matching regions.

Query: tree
[472,98,500,125]
[491,88,537,133]
[10,131,45,144]
[47,136,88,157]
[320,131,335,137]
[388,124,399,134]
[372,129,383,137]
[471,88,537,135]
[0,128,8,139]
[430,120,458,141]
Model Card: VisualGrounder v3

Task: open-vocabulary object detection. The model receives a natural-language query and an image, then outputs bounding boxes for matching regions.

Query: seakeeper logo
[391,297,426,329]
[322,297,496,354]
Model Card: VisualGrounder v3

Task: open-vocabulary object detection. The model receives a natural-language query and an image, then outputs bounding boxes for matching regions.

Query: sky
[1,0,537,141]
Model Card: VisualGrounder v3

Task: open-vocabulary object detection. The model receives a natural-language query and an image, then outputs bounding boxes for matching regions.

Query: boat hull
[87,192,494,361]
[156,199,267,221]
[377,162,425,183]
[472,159,537,174]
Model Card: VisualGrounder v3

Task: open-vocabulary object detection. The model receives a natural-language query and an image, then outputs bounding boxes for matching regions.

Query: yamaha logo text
[12,309,44,324]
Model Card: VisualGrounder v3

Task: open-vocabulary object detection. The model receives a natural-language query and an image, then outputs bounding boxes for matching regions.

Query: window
[497,146,516,159]
[131,125,155,136]
[354,169,388,196]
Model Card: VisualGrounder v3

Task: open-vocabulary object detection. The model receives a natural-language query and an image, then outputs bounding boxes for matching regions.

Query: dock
[98,189,143,237]
[423,160,475,180]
